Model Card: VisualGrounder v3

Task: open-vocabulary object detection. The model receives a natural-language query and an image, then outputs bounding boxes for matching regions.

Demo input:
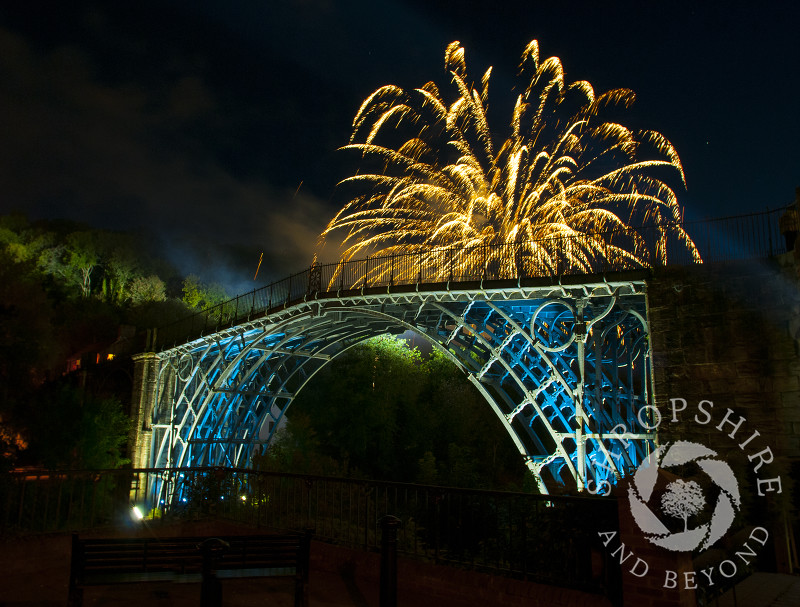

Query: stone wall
[645,254,800,574]
[648,255,800,461]
[614,478,696,607]
[128,352,160,471]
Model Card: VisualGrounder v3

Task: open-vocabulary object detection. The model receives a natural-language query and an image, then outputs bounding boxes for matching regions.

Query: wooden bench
[68,532,310,607]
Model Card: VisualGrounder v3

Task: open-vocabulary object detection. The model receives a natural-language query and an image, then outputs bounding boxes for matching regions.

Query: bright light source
[132,506,144,520]
[240,495,247,502]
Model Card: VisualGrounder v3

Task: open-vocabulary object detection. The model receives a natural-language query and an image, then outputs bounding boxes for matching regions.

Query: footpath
[3,520,798,606]
[0,520,612,607]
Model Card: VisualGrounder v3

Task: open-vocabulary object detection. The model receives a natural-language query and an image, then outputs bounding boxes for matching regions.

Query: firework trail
[320,40,701,286]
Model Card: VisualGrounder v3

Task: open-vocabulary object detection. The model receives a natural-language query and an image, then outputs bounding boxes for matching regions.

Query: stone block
[779,391,800,408]
[688,362,739,381]
[769,340,798,360]
[774,434,792,452]
[652,331,682,351]
[779,359,800,380]
[779,407,800,423]
[733,359,769,378]
[729,377,768,394]
[728,396,775,418]
[770,375,800,392]
[785,436,800,454]
[660,365,692,381]
[723,346,755,363]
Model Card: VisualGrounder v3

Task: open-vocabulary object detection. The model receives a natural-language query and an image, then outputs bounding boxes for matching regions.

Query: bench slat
[217,567,296,579]
[82,571,198,584]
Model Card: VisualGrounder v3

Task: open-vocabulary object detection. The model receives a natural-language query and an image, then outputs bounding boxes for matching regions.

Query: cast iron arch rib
[147,279,654,502]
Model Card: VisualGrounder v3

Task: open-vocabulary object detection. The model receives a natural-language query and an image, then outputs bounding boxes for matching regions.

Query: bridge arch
[134,275,656,498]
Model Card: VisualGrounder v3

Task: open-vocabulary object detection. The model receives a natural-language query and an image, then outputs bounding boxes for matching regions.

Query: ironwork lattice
[147,279,654,499]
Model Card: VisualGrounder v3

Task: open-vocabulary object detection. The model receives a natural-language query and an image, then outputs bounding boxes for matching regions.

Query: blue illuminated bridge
[128,211,783,503]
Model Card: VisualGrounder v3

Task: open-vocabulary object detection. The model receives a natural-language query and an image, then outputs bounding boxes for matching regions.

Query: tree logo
[628,440,741,552]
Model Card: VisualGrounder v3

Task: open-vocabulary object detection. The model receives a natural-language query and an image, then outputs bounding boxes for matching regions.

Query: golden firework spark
[319,40,701,286]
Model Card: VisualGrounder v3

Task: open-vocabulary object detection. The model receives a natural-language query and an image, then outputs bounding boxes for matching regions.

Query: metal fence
[152,208,786,350]
[0,467,621,598]
[0,469,133,532]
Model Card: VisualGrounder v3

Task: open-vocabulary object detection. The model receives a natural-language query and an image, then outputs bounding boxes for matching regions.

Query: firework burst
[319,40,701,285]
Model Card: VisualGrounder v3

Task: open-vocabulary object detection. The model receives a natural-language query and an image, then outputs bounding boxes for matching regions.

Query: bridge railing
[0,467,621,598]
[152,208,785,350]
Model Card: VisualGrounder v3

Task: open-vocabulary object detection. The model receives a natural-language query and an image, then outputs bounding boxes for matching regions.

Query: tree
[417,451,438,485]
[37,243,70,282]
[0,251,60,408]
[65,231,100,297]
[661,479,706,532]
[182,275,229,310]
[128,275,167,304]
[25,383,130,470]
[100,241,139,304]
[277,335,528,489]
[75,393,131,469]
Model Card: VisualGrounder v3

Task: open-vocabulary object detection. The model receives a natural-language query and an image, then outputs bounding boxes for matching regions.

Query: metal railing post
[448,246,453,284]
[379,515,401,607]
[199,537,229,607]
[145,208,785,350]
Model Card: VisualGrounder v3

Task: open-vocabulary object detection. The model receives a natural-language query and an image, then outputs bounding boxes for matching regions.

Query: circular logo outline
[628,440,741,552]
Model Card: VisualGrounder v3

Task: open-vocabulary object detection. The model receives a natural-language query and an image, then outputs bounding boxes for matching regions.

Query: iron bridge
[136,272,657,499]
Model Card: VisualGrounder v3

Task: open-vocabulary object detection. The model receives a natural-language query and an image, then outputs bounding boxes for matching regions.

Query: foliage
[0,212,211,470]
[259,413,351,477]
[128,274,167,304]
[0,212,528,486]
[98,234,141,304]
[0,250,61,408]
[417,451,438,485]
[76,394,132,470]
[65,231,100,298]
[0,214,182,306]
[182,275,230,310]
[23,382,131,470]
[257,335,529,490]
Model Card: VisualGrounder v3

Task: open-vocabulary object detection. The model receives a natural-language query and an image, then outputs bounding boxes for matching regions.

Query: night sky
[1,1,798,291]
